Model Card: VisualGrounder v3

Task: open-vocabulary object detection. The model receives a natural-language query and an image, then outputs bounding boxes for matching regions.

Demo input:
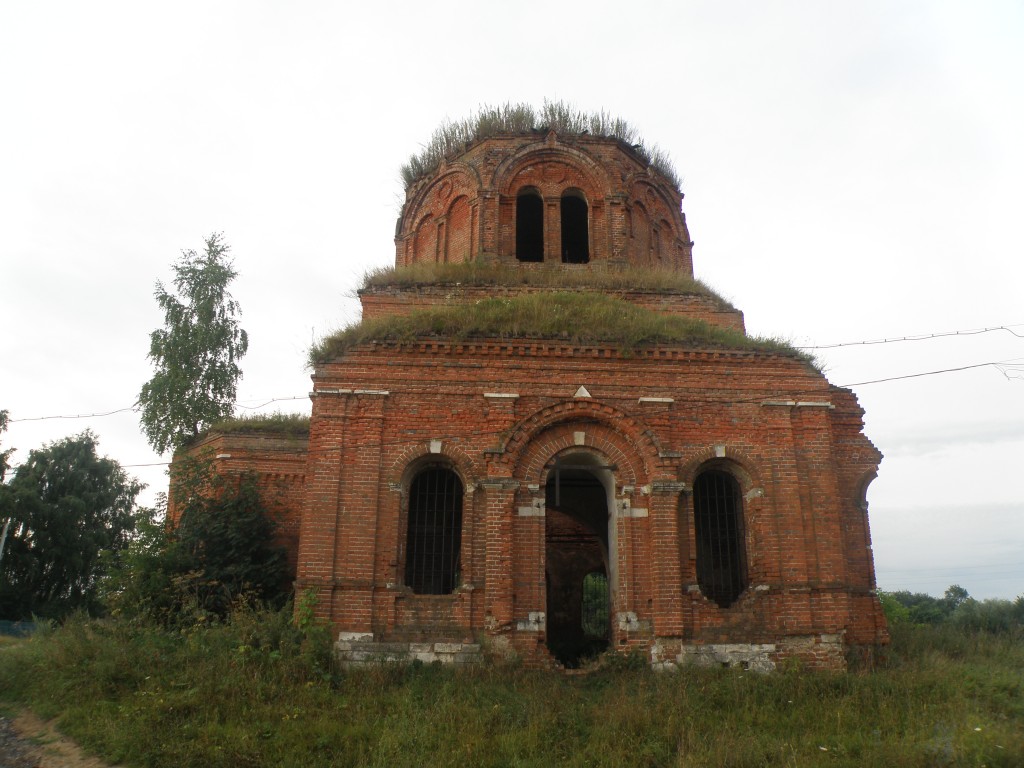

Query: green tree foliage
[880,584,1024,636]
[0,431,143,620]
[106,457,288,625]
[138,233,249,454]
[0,409,13,483]
[0,410,15,576]
[881,586,969,625]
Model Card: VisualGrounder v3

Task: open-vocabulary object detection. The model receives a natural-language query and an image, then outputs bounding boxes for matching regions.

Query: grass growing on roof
[201,412,311,439]
[361,261,734,308]
[401,100,681,190]
[311,292,808,366]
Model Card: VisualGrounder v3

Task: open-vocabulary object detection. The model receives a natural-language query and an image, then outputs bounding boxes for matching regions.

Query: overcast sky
[2,1,1022,600]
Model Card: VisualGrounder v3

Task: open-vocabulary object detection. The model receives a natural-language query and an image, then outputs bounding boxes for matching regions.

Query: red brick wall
[294,340,885,667]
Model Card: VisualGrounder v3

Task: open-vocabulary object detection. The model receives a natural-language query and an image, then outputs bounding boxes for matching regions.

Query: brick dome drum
[396,131,693,272]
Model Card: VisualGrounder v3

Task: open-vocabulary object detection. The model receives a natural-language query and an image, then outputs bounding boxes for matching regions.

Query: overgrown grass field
[1,612,1021,767]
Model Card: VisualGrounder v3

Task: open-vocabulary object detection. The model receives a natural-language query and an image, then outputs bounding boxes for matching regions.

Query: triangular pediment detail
[574,385,592,399]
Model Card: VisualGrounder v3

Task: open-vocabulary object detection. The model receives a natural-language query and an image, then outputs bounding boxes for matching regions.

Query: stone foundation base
[335,631,849,671]
[651,634,846,672]
[335,632,483,666]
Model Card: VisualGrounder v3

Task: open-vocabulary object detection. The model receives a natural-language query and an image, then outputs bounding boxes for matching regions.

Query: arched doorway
[543,451,613,666]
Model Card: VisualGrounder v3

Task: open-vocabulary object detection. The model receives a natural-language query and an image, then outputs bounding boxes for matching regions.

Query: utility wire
[8,330,1024,424]
[7,355,1023,426]
[798,324,1024,350]
[839,359,1024,387]
[9,406,136,423]
[234,396,308,410]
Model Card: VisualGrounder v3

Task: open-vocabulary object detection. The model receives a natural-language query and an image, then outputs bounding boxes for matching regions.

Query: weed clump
[400,100,681,190]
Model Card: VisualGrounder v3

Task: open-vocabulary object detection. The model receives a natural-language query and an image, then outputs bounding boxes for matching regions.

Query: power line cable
[798,324,1024,350]
[839,359,1024,387]
[9,406,136,423]
[8,342,1024,425]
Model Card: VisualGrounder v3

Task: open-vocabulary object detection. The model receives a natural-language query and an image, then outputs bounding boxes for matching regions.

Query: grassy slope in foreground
[0,617,1021,767]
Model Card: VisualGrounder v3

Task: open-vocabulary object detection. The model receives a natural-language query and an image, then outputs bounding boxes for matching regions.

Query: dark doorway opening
[516,192,544,262]
[560,193,589,264]
[544,459,610,666]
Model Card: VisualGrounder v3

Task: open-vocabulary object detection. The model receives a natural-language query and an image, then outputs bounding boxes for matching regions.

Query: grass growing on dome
[360,261,735,308]
[400,100,681,190]
[310,292,810,366]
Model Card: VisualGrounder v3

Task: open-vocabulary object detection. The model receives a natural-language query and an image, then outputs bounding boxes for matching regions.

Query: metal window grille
[693,470,747,608]
[405,467,463,595]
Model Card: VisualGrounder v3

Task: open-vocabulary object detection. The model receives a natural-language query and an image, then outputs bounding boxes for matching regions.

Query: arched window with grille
[693,469,747,608]
[404,467,463,595]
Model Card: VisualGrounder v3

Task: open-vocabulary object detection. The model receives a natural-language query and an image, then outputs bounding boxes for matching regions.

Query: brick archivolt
[385,439,483,492]
[493,144,608,200]
[677,444,765,493]
[501,400,660,487]
[403,165,479,235]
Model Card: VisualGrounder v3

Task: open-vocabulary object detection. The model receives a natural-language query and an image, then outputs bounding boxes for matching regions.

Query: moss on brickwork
[361,262,733,308]
[401,100,680,190]
[311,292,811,365]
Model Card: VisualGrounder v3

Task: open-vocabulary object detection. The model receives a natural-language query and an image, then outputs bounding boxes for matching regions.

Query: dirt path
[0,711,115,768]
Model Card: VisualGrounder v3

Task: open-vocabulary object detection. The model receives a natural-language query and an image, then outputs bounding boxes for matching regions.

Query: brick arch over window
[387,440,482,489]
[494,144,609,200]
[678,445,763,490]
[514,421,644,491]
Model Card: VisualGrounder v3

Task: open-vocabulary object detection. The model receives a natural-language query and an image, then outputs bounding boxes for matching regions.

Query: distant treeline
[880,584,1024,634]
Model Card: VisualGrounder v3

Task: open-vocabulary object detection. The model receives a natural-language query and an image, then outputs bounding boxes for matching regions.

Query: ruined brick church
[184,119,888,670]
